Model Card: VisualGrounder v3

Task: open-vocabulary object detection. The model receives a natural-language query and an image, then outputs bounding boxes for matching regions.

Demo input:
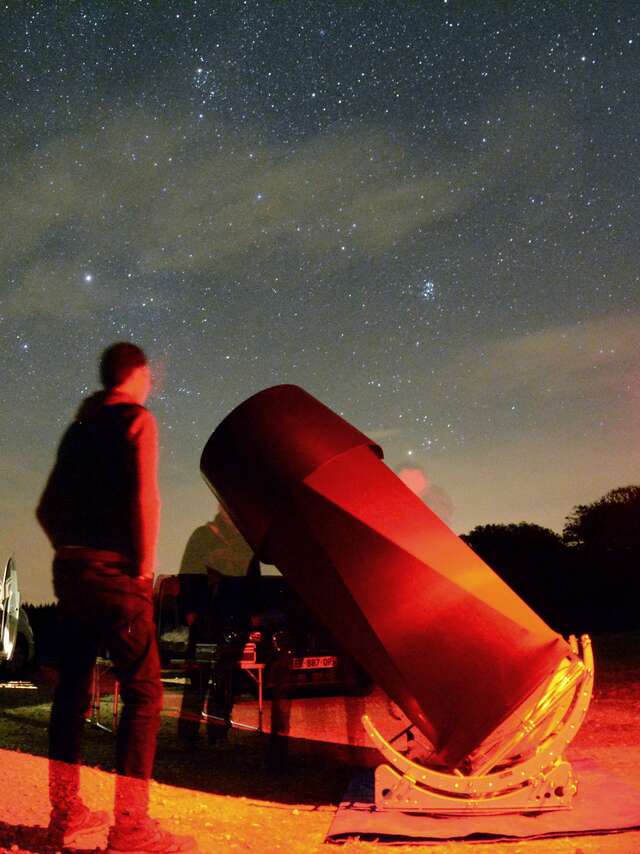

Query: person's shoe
[48,802,110,848]
[107,816,198,853]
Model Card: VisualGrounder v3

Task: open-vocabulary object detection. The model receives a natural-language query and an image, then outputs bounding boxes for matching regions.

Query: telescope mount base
[363,634,593,816]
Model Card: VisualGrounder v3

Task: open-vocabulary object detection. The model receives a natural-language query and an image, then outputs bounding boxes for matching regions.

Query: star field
[1,1,639,602]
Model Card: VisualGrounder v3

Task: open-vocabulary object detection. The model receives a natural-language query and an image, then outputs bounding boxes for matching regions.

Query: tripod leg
[113,679,120,729]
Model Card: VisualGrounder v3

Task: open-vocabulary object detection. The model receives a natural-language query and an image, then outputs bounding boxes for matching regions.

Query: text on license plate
[291,656,337,670]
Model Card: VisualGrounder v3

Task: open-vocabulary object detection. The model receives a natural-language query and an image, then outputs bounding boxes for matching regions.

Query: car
[1,557,35,676]
[154,569,372,696]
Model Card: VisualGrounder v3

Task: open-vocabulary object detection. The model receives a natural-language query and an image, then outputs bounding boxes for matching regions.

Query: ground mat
[327,758,640,844]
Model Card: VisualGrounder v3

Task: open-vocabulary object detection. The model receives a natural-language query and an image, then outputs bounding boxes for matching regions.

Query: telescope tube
[201,384,569,767]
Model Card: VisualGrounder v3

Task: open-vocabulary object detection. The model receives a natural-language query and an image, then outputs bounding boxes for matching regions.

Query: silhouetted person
[179,505,253,576]
[37,342,196,853]
[177,510,254,746]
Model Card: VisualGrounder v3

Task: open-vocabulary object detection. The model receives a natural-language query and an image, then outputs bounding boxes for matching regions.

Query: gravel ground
[0,633,638,853]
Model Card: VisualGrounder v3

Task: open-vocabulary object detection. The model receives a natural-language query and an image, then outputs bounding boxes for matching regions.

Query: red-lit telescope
[201,385,593,814]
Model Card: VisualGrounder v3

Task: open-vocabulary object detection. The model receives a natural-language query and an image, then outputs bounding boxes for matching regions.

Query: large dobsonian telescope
[201,385,593,814]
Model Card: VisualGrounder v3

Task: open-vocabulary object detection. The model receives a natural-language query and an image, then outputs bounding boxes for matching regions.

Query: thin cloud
[3,261,101,319]
[1,108,527,320]
[454,313,640,401]
[368,426,403,440]
[1,88,582,323]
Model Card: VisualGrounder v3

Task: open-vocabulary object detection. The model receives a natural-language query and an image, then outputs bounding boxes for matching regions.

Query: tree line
[462,484,640,634]
[24,483,640,662]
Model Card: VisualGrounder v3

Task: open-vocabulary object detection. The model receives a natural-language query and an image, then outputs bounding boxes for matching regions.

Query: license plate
[291,655,337,670]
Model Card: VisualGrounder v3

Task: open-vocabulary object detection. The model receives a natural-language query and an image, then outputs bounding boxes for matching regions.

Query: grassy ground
[0,632,638,853]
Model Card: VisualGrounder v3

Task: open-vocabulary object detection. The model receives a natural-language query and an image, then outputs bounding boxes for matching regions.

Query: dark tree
[561,486,640,632]
[461,523,568,629]
[22,602,59,662]
[563,485,640,556]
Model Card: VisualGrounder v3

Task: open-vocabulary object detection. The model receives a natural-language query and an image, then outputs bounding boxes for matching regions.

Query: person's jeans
[49,556,163,821]
[177,618,234,743]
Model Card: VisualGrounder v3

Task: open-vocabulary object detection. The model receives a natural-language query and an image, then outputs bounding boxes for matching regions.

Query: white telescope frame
[363,634,594,814]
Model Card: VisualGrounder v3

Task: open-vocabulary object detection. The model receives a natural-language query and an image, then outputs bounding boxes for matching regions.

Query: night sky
[2,2,639,604]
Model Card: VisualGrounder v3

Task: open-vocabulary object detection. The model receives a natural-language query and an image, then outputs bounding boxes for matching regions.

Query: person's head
[99,342,151,404]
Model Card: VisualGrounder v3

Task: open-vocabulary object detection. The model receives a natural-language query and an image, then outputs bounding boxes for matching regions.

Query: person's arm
[36,428,73,548]
[36,464,63,547]
[128,408,161,579]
